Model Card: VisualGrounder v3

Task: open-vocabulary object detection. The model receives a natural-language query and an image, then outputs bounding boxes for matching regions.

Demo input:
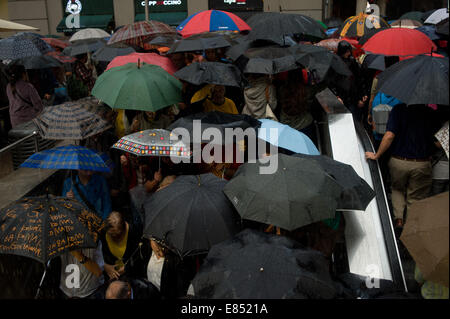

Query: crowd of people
[0,13,449,300]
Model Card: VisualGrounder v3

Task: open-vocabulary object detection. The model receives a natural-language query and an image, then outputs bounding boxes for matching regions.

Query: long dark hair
[7,65,26,97]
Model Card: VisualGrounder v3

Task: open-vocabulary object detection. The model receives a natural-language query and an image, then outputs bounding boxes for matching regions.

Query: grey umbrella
[13,55,62,69]
[0,32,53,60]
[223,154,344,231]
[63,39,106,56]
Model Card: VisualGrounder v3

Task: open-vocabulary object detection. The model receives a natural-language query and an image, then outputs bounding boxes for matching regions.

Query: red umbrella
[107,21,175,48]
[46,51,76,64]
[362,28,437,56]
[106,52,177,74]
[42,37,69,50]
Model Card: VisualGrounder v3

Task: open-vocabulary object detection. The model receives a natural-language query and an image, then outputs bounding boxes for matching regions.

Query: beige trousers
[389,157,432,220]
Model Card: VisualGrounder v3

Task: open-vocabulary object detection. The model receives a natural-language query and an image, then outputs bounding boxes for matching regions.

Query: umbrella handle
[35,260,50,299]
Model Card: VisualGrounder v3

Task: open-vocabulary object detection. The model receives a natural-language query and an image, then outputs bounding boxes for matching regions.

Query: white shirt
[147,251,165,291]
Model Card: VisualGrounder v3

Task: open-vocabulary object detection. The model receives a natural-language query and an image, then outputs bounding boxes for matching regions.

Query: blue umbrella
[258,119,320,155]
[20,145,112,172]
[326,27,338,36]
[0,32,53,60]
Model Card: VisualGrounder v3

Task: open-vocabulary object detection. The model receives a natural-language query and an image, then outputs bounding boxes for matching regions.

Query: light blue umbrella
[326,27,338,36]
[258,119,320,155]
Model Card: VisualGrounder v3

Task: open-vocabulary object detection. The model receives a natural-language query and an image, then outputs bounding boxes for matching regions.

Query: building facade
[0,0,447,36]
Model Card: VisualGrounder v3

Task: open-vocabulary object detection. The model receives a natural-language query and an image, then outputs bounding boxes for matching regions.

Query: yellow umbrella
[0,18,39,32]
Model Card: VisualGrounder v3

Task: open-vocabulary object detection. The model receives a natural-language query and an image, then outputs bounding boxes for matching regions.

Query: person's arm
[70,248,103,278]
[365,131,395,160]
[144,169,162,193]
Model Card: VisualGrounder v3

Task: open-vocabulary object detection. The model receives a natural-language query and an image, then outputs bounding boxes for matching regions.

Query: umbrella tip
[260,267,264,272]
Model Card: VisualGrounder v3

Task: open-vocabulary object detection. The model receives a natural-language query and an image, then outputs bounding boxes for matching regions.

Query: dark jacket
[100,222,145,280]
[135,240,197,299]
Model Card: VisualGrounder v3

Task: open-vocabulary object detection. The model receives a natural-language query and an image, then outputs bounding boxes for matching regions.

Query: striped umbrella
[33,100,112,140]
[20,144,112,172]
[0,32,53,60]
[339,12,390,38]
[177,10,251,38]
[107,21,176,48]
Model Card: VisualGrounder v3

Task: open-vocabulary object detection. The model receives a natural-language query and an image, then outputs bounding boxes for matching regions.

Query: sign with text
[135,0,187,13]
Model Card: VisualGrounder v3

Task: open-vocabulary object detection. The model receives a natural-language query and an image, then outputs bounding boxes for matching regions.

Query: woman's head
[337,41,352,59]
[7,65,27,88]
[106,211,127,241]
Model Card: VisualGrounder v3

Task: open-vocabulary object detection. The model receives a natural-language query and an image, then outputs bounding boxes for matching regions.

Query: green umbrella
[317,20,328,30]
[91,62,182,112]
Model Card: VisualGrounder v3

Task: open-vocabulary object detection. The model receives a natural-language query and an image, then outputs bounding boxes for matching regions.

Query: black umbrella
[149,34,182,47]
[292,154,376,211]
[91,43,135,62]
[168,32,234,54]
[362,54,386,71]
[324,17,344,29]
[63,39,106,56]
[174,62,245,87]
[246,12,327,46]
[143,174,242,257]
[167,111,261,144]
[399,11,425,22]
[13,55,62,69]
[223,154,344,231]
[376,55,449,106]
[0,196,103,264]
[358,27,389,45]
[436,18,449,36]
[241,45,299,75]
[0,32,53,60]
[191,229,337,299]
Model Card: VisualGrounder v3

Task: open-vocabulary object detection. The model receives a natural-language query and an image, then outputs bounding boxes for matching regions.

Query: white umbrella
[424,8,449,25]
[0,18,39,32]
[69,28,110,42]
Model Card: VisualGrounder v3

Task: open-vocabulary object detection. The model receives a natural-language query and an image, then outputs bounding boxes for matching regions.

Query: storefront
[208,0,263,20]
[134,0,188,26]
[56,0,115,34]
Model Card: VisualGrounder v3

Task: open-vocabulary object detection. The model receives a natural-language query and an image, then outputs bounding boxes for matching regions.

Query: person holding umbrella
[5,64,43,128]
[202,85,238,115]
[62,169,112,221]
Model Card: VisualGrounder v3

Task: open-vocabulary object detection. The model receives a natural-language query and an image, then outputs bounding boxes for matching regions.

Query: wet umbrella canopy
[168,32,234,54]
[293,154,375,211]
[143,174,242,257]
[191,229,337,299]
[0,196,103,264]
[174,62,244,87]
[13,55,62,69]
[92,43,135,62]
[376,55,449,106]
[91,63,182,112]
[33,100,112,140]
[63,39,106,56]
[246,12,326,45]
[223,154,343,231]
[112,129,191,159]
[0,32,53,60]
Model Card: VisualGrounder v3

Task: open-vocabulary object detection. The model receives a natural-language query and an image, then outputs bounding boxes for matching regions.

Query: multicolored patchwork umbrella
[177,10,251,38]
[339,12,390,38]
[107,21,176,48]
[20,144,112,172]
[113,129,190,159]
[33,100,112,140]
[0,32,53,60]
